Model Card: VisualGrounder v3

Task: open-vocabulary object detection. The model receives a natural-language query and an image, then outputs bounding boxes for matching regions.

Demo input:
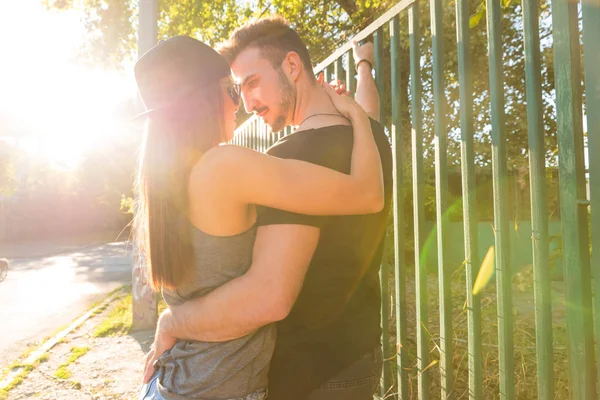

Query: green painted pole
[485,0,514,398]
[391,15,409,400]
[374,27,392,398]
[430,0,452,395]
[552,0,596,397]
[455,0,482,396]
[409,4,429,399]
[346,49,356,96]
[582,3,600,393]
[335,57,343,83]
[521,0,554,397]
[374,28,385,124]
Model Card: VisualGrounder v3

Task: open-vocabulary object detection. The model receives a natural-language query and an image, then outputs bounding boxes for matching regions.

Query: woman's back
[156,225,275,399]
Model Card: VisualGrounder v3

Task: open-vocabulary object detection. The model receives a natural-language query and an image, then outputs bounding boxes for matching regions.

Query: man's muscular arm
[165,224,318,340]
[143,224,319,382]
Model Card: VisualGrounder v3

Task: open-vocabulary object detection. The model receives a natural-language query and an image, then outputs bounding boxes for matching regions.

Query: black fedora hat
[133,36,231,119]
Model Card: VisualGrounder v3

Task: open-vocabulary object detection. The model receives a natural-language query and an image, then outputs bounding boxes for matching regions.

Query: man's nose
[241,92,254,114]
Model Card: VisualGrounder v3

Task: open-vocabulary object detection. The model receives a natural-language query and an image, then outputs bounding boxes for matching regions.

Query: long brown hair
[135,83,226,292]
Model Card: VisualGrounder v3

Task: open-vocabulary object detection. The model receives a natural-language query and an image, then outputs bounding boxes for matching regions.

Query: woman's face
[220,77,240,142]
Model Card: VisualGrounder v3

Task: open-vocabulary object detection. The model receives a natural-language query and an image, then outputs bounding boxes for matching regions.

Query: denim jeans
[305,346,383,400]
[139,372,268,400]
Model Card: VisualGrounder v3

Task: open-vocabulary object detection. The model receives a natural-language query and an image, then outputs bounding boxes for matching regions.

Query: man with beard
[144,16,393,400]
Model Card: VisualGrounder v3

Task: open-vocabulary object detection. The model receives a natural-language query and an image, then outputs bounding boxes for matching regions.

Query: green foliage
[120,194,135,215]
[3,109,139,241]
[54,365,72,379]
[38,0,567,238]
[54,346,90,380]
[44,0,390,67]
[93,295,133,337]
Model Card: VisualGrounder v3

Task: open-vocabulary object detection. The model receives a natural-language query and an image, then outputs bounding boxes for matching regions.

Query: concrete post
[132,0,159,332]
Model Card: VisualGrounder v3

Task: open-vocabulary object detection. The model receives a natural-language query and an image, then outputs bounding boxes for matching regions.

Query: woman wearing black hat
[134,36,382,400]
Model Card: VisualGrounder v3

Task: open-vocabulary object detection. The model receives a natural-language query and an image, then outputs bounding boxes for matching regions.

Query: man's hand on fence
[352,40,374,73]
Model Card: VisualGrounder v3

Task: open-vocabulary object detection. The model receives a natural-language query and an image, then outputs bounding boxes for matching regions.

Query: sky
[0,0,137,169]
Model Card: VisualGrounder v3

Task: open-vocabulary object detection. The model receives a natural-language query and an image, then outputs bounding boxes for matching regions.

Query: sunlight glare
[0,0,137,170]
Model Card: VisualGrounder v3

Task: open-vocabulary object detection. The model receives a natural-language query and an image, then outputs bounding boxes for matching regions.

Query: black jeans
[305,347,383,400]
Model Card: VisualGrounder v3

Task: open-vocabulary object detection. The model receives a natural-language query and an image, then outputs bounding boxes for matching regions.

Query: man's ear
[282,51,303,82]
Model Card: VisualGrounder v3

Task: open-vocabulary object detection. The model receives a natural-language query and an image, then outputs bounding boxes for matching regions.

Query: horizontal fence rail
[232,0,599,398]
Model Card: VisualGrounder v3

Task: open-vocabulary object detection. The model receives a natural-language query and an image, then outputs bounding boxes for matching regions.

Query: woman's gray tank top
[155,225,276,400]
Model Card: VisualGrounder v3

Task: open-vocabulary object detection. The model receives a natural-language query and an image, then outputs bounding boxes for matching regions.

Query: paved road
[0,242,133,368]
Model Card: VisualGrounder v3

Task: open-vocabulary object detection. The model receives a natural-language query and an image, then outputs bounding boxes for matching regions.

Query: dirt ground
[3,298,153,400]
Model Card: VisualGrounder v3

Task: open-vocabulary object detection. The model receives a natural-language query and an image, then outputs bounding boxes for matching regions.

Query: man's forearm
[160,270,280,342]
[159,224,318,343]
[355,64,380,122]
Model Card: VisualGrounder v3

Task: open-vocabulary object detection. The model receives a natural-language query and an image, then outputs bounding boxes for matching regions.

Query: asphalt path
[0,242,132,368]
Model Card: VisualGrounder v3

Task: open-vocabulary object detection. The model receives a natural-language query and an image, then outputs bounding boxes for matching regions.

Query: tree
[44,0,563,221]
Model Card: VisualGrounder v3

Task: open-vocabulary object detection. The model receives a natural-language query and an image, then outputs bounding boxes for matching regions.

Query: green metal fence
[232,0,599,398]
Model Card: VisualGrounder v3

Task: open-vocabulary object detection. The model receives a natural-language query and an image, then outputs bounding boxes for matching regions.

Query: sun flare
[0,0,137,170]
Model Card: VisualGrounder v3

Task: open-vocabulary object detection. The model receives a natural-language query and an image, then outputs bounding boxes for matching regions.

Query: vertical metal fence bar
[249,120,254,150]
[260,120,264,152]
[521,0,554,398]
[323,66,330,85]
[261,120,265,152]
[409,4,429,399]
[247,122,251,149]
[430,0,453,395]
[346,49,356,95]
[455,0,482,396]
[485,0,514,397]
[374,27,392,397]
[252,119,258,151]
[374,28,386,124]
[247,123,252,149]
[552,0,596,397]
[582,3,600,392]
[335,57,343,83]
[258,121,262,152]
[391,14,409,400]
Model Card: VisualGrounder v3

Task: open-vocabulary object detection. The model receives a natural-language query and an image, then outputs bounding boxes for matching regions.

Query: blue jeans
[139,372,268,400]
[138,373,164,400]
[306,346,383,400]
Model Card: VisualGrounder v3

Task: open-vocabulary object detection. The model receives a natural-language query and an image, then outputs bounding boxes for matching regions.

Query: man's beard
[269,69,295,132]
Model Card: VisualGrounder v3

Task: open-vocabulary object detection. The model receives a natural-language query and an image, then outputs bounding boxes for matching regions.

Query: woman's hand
[142,310,178,383]
[322,82,367,122]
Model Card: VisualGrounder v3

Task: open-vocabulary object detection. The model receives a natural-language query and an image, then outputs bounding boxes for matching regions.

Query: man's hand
[352,40,374,71]
[351,39,380,121]
[142,309,177,383]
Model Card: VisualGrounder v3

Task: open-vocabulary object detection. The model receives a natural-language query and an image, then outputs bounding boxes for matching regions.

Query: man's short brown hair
[218,16,315,81]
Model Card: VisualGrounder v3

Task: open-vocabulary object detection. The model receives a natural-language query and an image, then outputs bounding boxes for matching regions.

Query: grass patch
[66,347,89,364]
[0,364,34,399]
[93,294,133,337]
[54,365,72,379]
[54,346,89,380]
[381,265,569,398]
[37,353,49,363]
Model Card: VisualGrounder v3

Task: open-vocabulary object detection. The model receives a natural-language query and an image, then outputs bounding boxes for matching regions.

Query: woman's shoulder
[190,145,256,183]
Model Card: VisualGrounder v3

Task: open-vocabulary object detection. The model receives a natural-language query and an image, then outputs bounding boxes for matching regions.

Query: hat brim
[130,107,159,121]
